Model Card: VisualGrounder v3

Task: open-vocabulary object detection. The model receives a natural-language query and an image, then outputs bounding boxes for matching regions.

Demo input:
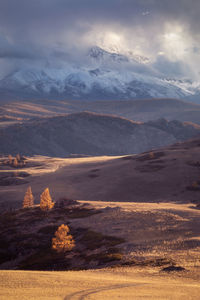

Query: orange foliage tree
[40,188,54,211]
[52,224,75,253]
[23,186,34,208]
[8,155,13,165]
[13,157,18,167]
[16,154,21,161]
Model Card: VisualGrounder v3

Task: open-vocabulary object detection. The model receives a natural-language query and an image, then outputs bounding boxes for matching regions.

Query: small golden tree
[40,188,54,211]
[8,155,13,165]
[149,152,155,159]
[52,224,75,253]
[16,154,21,161]
[13,157,18,168]
[23,186,34,208]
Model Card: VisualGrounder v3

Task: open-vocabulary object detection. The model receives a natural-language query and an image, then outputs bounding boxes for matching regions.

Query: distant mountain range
[0,111,200,157]
[0,46,200,102]
[1,98,200,125]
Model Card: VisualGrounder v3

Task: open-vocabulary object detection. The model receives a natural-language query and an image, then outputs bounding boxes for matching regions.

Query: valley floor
[1,137,200,209]
[0,200,200,299]
[1,268,200,300]
[1,140,200,299]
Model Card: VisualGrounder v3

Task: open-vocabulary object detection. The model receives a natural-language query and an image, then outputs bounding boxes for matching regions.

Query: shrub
[52,224,75,253]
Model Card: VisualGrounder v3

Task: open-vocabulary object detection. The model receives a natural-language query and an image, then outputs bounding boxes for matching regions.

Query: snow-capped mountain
[88,46,129,63]
[0,46,198,101]
[88,46,150,64]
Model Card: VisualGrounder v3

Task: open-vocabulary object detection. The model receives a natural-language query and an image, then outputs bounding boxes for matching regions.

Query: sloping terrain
[0,200,200,273]
[1,138,200,210]
[1,98,200,124]
[1,267,200,300]
[0,197,200,297]
[1,139,200,297]
[78,98,200,123]
[0,111,200,157]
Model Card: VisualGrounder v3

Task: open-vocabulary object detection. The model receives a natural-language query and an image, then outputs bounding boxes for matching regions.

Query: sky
[0,0,200,80]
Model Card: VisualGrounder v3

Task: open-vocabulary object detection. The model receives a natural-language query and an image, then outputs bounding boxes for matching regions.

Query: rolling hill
[0,111,200,157]
[1,137,200,209]
[1,98,200,125]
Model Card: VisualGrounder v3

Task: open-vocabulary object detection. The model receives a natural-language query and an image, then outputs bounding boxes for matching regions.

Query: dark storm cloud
[0,0,199,41]
[153,55,188,78]
[0,36,40,60]
[0,0,199,77]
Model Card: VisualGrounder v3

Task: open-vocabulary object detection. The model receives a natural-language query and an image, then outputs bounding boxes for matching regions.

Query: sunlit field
[1,268,200,300]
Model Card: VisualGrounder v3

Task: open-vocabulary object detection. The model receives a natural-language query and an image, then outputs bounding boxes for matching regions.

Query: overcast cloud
[0,0,200,79]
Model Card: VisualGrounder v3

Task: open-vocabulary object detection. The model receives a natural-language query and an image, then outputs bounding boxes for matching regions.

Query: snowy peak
[88,46,150,65]
[0,45,199,101]
[127,51,150,64]
[88,46,129,63]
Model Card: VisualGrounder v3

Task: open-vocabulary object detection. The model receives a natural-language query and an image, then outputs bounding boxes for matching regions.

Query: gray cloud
[0,39,38,60]
[0,0,199,79]
[153,55,189,78]
[0,0,198,42]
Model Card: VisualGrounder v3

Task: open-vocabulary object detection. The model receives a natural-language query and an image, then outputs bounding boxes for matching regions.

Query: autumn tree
[13,157,18,168]
[8,155,13,165]
[23,186,34,208]
[40,188,54,211]
[149,152,155,159]
[52,224,75,253]
[16,154,21,161]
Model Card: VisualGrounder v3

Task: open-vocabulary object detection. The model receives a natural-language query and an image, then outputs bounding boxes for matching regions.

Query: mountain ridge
[0,111,200,157]
[1,98,200,124]
[0,46,199,102]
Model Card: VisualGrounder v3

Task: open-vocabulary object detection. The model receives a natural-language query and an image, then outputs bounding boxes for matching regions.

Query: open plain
[0,139,200,299]
[1,267,200,300]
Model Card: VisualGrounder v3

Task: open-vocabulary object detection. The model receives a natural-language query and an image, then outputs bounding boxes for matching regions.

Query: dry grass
[0,204,126,271]
[80,230,125,250]
[1,268,200,300]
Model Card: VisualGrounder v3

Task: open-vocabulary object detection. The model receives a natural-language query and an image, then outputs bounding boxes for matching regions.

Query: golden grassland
[1,143,200,299]
[1,267,200,300]
[0,200,200,299]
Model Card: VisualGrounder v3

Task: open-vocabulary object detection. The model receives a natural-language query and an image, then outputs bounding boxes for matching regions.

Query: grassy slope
[1,138,200,209]
[0,268,200,300]
[2,98,200,123]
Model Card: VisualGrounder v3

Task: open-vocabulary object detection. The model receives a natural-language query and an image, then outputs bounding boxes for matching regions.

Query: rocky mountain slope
[0,112,200,157]
[0,46,199,101]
